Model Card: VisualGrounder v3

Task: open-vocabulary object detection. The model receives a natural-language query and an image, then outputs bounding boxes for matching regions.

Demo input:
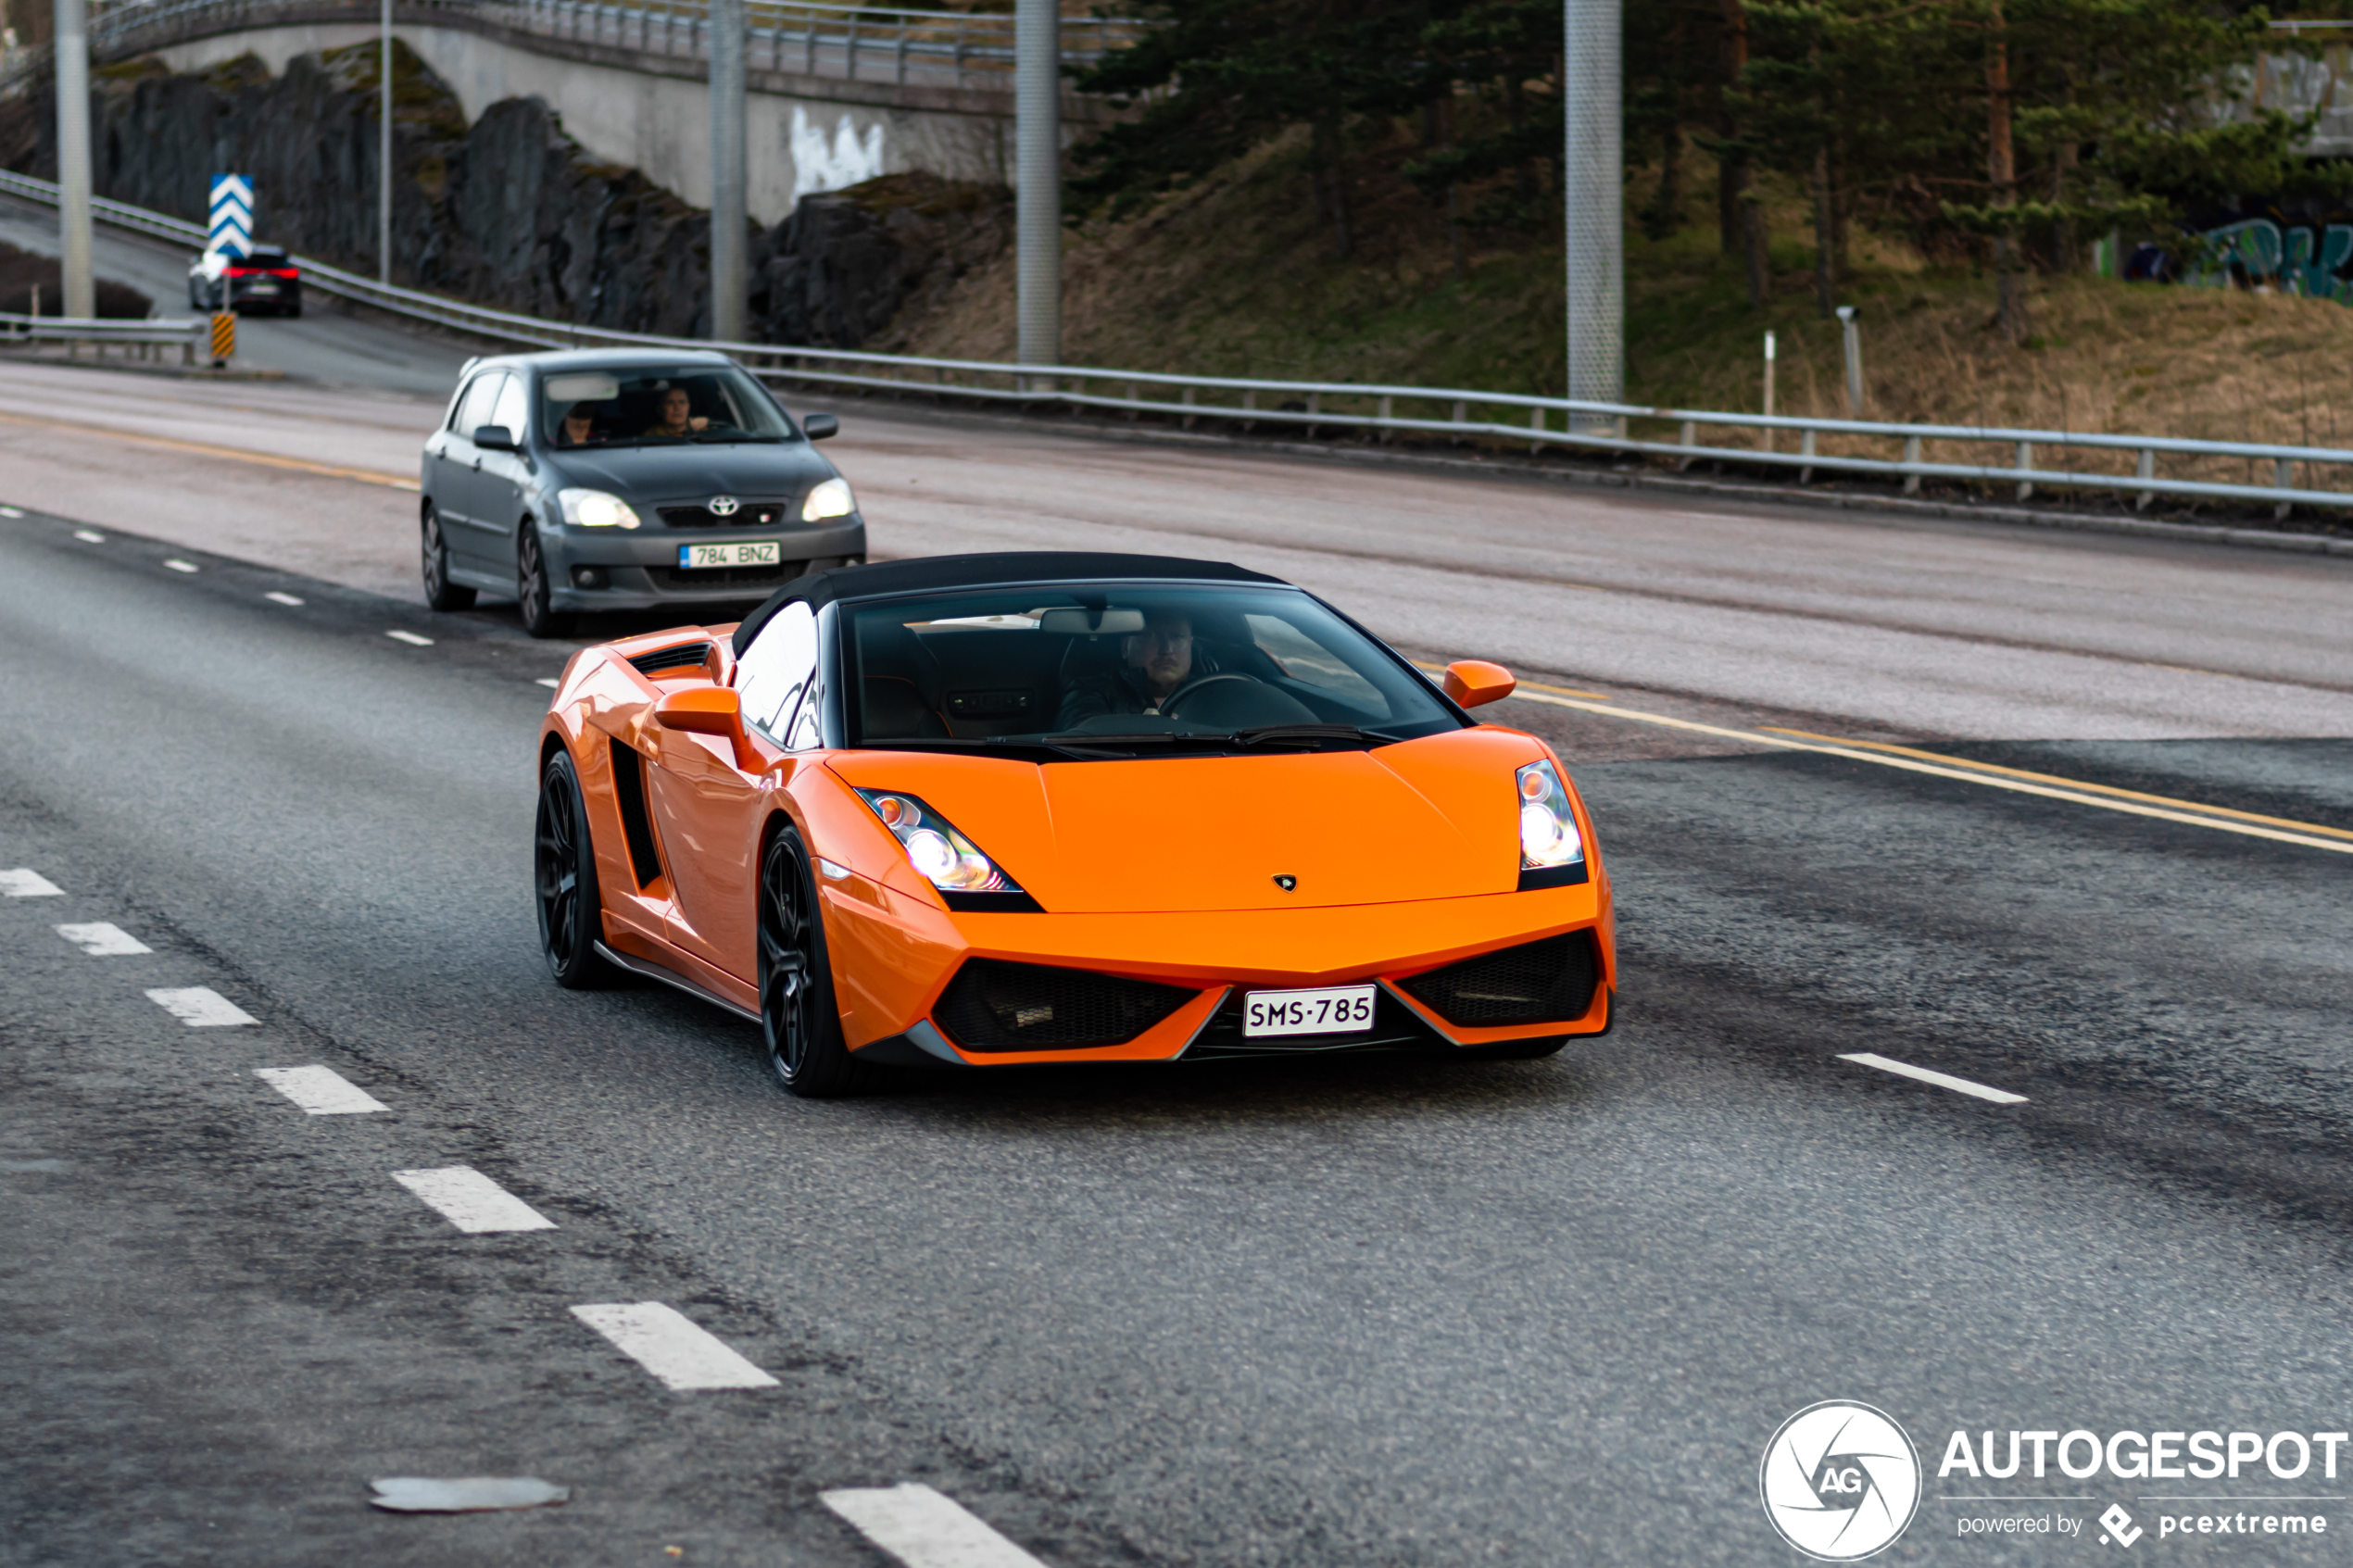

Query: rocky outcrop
[1,47,1011,346]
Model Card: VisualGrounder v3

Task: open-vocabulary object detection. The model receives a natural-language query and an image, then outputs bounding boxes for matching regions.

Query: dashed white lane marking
[256,1065,388,1114]
[1839,1052,2027,1105]
[163,558,199,573]
[0,869,64,897]
[392,1167,557,1234]
[535,677,560,688]
[73,529,103,543]
[265,591,304,607]
[823,1484,1051,1568]
[569,1302,778,1391]
[55,922,150,956]
[386,630,434,646]
[1,505,24,517]
[145,986,257,1027]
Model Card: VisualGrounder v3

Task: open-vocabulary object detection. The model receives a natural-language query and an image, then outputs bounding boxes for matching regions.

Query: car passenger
[555,402,603,446]
[1055,608,1219,727]
[645,384,711,438]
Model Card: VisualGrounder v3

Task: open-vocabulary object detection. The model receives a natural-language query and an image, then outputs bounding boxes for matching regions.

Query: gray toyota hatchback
[419,347,866,636]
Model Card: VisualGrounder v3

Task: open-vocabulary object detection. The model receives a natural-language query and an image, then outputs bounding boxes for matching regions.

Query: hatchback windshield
[844,583,1460,757]
[539,364,795,448]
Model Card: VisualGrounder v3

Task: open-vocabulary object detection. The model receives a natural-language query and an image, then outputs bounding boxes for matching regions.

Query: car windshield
[539,364,796,448]
[843,583,1461,758]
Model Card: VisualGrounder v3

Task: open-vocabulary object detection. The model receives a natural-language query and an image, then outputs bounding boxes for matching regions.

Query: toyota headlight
[558,488,640,529]
[801,476,856,521]
[856,789,1020,893]
[1516,759,1584,869]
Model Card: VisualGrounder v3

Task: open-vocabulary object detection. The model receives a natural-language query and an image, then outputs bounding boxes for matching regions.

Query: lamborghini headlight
[856,789,1020,893]
[801,476,856,521]
[1516,759,1584,869]
[557,488,640,529]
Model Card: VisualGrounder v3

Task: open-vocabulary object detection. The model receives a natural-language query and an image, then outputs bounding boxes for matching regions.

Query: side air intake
[1400,931,1601,1028]
[607,739,664,887]
[933,960,1198,1052]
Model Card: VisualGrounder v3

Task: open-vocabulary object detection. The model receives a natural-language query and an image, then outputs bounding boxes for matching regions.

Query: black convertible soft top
[730,552,1287,654]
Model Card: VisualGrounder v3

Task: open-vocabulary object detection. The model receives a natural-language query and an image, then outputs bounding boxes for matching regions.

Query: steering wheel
[1159,673,1261,719]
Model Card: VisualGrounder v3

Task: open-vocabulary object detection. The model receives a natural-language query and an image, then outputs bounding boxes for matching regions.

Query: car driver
[646,384,711,438]
[1056,608,1216,727]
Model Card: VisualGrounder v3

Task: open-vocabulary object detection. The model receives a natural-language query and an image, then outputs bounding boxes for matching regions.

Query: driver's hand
[689,416,710,431]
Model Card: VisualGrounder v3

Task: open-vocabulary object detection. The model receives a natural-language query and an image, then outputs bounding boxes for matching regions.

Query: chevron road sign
[208,173,252,257]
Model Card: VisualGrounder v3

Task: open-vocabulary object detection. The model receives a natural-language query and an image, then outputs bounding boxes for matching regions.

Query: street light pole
[709,0,747,343]
[1562,0,1621,428]
[53,0,92,319]
[379,0,392,285]
[1013,0,1060,370]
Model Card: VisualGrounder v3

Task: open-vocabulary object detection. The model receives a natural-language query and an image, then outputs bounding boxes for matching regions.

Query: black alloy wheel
[421,505,475,611]
[517,521,573,639]
[758,826,870,1098]
[535,750,613,989]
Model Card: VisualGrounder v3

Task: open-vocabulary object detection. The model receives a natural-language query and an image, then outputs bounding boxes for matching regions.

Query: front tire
[758,825,871,1098]
[422,506,475,611]
[535,749,614,989]
[517,521,573,638]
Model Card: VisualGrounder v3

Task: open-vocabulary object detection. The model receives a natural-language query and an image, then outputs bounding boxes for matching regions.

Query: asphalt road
[5,216,2353,1568]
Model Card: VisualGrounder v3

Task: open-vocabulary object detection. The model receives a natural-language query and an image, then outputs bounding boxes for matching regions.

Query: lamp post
[709,0,747,342]
[379,0,392,285]
[1014,0,1060,371]
[1562,0,1621,429]
[53,0,93,319]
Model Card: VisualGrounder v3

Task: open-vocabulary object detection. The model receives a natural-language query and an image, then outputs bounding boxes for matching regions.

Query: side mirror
[472,424,517,452]
[802,413,839,441]
[1442,659,1516,709]
[653,686,761,770]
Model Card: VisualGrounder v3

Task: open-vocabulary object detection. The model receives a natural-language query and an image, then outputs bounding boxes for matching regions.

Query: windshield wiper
[1228,723,1403,749]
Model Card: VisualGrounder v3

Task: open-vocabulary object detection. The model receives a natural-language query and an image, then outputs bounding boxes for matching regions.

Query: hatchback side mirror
[653,686,761,769]
[1442,659,1516,709]
[802,413,839,441]
[472,424,517,452]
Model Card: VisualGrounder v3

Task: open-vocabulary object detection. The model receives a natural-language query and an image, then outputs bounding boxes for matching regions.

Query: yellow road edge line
[0,408,421,491]
[1502,688,2353,857]
[1758,727,2353,842]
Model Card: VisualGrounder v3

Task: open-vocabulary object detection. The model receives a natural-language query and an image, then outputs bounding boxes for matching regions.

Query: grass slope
[892,123,2353,483]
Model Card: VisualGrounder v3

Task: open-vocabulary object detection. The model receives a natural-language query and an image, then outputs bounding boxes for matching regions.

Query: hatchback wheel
[421,506,475,611]
[517,521,572,638]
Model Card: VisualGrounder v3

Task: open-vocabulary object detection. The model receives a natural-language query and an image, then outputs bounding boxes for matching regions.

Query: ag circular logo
[1759,1400,1921,1561]
[707,495,739,517]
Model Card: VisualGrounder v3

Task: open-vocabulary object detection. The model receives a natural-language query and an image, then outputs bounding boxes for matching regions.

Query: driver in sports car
[1055,608,1221,726]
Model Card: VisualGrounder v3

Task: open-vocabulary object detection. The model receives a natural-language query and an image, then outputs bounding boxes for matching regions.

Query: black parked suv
[418,348,866,636]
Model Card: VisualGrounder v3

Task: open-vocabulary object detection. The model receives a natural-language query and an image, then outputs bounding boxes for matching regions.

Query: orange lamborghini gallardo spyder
[535,553,1615,1097]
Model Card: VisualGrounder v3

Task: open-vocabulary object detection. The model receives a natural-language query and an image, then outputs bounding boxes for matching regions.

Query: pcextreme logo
[1761,1401,1924,1561]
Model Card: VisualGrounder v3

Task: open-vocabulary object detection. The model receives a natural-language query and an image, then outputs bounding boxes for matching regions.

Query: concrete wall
[150,22,1018,224]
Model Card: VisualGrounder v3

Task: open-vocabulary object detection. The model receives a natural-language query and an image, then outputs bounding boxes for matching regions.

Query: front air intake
[934,960,1198,1052]
[1400,931,1601,1028]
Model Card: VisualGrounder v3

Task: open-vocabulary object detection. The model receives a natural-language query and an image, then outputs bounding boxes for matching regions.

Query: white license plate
[678,541,780,569]
[1242,984,1378,1037]
[246,282,277,294]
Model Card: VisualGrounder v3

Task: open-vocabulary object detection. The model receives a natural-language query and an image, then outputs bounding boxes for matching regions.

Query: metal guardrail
[6,168,2352,521]
[59,0,1147,94]
[0,308,208,362]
